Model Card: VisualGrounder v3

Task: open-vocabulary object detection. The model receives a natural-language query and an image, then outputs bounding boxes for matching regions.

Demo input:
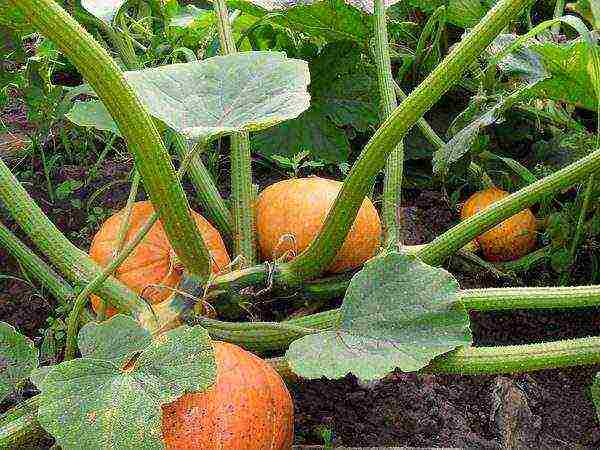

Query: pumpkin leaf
[409,0,490,28]
[37,324,216,450]
[81,0,127,24]
[253,41,378,163]
[122,51,310,140]
[30,365,54,391]
[66,100,122,136]
[229,0,373,42]
[77,315,153,366]
[169,4,212,28]
[286,252,471,381]
[0,322,38,402]
[253,106,350,163]
[490,34,599,110]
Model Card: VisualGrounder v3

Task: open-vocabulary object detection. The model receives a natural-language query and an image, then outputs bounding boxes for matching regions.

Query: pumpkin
[460,187,537,262]
[161,341,294,450]
[89,201,230,317]
[255,177,382,273]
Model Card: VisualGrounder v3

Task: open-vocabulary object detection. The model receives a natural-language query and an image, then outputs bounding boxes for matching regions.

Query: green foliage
[66,100,122,136]
[0,322,38,402]
[229,0,374,42]
[37,316,216,450]
[409,0,492,27]
[254,41,379,163]
[286,252,472,381]
[67,52,311,141]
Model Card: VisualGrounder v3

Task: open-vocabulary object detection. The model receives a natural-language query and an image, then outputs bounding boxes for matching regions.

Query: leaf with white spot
[0,322,38,402]
[37,324,216,450]
[123,51,310,140]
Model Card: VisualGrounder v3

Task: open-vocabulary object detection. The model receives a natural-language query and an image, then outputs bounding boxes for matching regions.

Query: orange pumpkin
[161,341,294,450]
[460,187,537,262]
[255,177,382,273]
[89,201,230,317]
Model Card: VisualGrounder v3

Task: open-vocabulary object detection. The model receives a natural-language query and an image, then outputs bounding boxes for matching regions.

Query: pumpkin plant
[3,0,600,447]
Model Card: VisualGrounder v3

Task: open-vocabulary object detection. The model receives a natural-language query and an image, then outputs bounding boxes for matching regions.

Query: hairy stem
[418,148,600,265]
[0,157,153,322]
[10,0,212,279]
[171,132,233,240]
[569,173,595,264]
[214,0,256,267]
[279,0,534,284]
[374,0,404,245]
[0,221,72,305]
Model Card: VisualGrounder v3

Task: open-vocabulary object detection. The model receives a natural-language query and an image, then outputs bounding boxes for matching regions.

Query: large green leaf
[253,106,350,162]
[229,0,374,42]
[0,322,38,402]
[253,41,378,163]
[0,4,33,31]
[77,315,153,367]
[122,51,310,140]
[37,320,216,450]
[529,40,598,111]
[65,52,310,140]
[286,252,471,381]
[66,100,122,136]
[409,0,491,28]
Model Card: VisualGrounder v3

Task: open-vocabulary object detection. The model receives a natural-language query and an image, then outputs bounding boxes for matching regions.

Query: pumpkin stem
[373,0,405,247]
[278,0,534,284]
[214,0,257,268]
[8,0,213,280]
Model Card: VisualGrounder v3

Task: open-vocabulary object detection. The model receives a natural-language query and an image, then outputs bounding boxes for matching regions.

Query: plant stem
[0,396,45,448]
[417,148,600,265]
[63,212,159,360]
[171,132,233,240]
[114,170,141,257]
[64,139,212,350]
[214,0,256,267]
[0,157,154,323]
[374,0,404,246]
[198,284,600,353]
[0,221,72,305]
[269,335,600,378]
[278,0,534,284]
[569,174,595,265]
[10,0,212,279]
[393,82,445,150]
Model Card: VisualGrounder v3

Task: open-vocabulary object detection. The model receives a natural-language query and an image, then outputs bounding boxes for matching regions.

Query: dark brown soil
[2,92,600,449]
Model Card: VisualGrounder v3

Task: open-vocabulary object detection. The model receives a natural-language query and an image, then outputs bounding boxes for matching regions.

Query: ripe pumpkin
[255,177,382,273]
[161,341,294,450]
[460,187,537,262]
[89,201,230,317]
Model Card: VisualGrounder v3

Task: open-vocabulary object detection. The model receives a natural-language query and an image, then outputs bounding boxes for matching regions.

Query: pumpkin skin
[161,341,294,450]
[89,201,230,317]
[255,177,382,273]
[460,187,537,262]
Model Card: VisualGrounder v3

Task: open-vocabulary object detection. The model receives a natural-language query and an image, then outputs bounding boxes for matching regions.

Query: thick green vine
[278,0,535,284]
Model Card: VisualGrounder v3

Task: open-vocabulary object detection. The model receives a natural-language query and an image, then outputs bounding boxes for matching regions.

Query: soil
[2,88,600,449]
